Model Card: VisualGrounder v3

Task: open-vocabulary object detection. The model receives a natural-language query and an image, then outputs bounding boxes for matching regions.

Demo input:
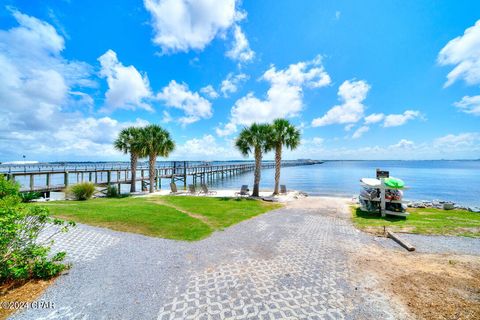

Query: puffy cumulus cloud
[284,134,480,160]
[217,56,331,135]
[215,122,237,137]
[156,80,212,125]
[144,0,243,54]
[364,113,385,124]
[352,126,369,139]
[220,73,248,97]
[173,135,238,159]
[311,80,370,127]
[200,85,219,99]
[98,50,152,112]
[454,95,480,115]
[434,132,480,148]
[0,10,151,161]
[438,20,480,87]
[383,110,420,127]
[226,25,254,63]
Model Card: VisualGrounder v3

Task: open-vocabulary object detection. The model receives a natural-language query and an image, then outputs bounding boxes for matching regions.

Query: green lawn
[38,196,282,241]
[351,206,480,237]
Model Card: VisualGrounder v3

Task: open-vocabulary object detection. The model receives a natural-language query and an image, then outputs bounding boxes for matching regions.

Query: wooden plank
[387,230,415,252]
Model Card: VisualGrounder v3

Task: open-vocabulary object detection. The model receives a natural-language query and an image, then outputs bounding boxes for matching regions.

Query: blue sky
[0,0,479,161]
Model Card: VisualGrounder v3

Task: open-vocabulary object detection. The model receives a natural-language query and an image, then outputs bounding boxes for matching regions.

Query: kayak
[360,178,381,187]
[384,177,405,189]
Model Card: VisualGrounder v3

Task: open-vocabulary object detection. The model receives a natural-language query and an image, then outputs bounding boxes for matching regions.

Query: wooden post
[46,173,51,188]
[107,171,111,186]
[29,174,34,191]
[183,161,187,189]
[89,172,93,182]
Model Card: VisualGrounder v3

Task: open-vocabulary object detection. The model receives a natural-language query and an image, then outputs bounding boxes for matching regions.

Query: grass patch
[158,196,282,230]
[36,196,281,241]
[351,206,480,237]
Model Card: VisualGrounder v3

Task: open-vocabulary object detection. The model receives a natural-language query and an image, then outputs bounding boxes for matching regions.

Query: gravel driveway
[10,197,479,320]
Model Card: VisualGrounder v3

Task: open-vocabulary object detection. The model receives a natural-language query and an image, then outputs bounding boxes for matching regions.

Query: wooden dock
[1,160,323,194]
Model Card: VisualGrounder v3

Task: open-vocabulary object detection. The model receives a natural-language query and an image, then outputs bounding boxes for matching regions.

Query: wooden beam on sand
[387,230,415,252]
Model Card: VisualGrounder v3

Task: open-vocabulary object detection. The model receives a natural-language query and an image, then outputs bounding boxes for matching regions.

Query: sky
[0,0,479,162]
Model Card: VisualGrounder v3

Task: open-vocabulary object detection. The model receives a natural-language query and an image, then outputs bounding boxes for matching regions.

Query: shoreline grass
[35,196,282,241]
[351,206,480,237]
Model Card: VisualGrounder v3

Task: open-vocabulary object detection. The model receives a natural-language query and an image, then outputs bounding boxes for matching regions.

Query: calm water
[3,160,480,207]
[209,160,480,207]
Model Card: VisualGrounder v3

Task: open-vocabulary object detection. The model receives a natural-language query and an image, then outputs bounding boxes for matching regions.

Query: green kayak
[384,177,405,189]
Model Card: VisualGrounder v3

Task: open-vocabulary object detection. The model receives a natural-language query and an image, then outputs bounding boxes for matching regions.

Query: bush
[19,191,42,203]
[106,185,119,198]
[0,174,19,199]
[0,176,74,283]
[68,182,96,200]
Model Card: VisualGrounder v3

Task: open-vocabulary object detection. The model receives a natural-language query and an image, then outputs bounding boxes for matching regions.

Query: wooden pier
[1,160,323,194]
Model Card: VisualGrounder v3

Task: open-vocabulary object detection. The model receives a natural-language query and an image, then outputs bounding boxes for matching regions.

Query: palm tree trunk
[130,153,138,193]
[149,154,156,193]
[273,144,282,195]
[253,147,262,197]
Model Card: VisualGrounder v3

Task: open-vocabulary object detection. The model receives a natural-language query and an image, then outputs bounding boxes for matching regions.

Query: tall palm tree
[139,124,175,193]
[235,123,272,197]
[270,119,301,195]
[114,127,143,193]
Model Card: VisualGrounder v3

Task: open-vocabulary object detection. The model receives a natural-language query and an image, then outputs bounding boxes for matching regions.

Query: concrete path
[12,197,478,320]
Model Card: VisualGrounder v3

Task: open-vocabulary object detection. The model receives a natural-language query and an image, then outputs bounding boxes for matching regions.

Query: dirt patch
[0,278,55,320]
[351,246,480,319]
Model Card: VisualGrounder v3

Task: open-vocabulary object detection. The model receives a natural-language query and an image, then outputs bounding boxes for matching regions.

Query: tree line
[114,119,301,196]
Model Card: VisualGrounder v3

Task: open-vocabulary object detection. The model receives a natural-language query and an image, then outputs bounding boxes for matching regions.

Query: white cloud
[173,135,234,159]
[200,85,219,99]
[0,10,154,161]
[0,9,93,133]
[156,80,212,125]
[144,0,241,54]
[215,122,237,137]
[335,11,341,20]
[226,25,254,63]
[311,79,370,127]
[352,126,369,139]
[364,113,385,124]
[98,49,152,112]
[220,73,248,97]
[390,139,414,149]
[434,132,480,147]
[217,56,330,135]
[438,20,480,87]
[312,137,324,145]
[453,95,480,115]
[383,110,420,127]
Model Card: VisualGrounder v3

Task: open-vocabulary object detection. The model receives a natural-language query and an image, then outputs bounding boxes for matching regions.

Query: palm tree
[139,124,175,193]
[270,119,301,195]
[235,123,272,197]
[114,127,143,193]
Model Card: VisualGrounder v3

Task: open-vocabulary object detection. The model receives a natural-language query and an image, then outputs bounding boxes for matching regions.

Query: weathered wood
[387,230,415,252]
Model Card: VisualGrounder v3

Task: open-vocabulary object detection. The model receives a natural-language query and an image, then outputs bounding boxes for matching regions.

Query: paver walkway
[11,197,416,319]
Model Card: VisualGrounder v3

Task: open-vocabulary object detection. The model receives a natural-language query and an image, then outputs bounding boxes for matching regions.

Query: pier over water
[0,160,323,193]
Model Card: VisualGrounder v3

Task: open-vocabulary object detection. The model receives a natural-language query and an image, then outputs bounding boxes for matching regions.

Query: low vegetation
[0,174,74,285]
[67,182,96,200]
[351,206,480,237]
[38,196,282,241]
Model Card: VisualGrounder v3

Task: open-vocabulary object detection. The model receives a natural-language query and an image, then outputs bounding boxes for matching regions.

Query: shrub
[68,182,96,200]
[0,177,74,283]
[19,191,42,203]
[106,185,119,198]
[0,174,19,199]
